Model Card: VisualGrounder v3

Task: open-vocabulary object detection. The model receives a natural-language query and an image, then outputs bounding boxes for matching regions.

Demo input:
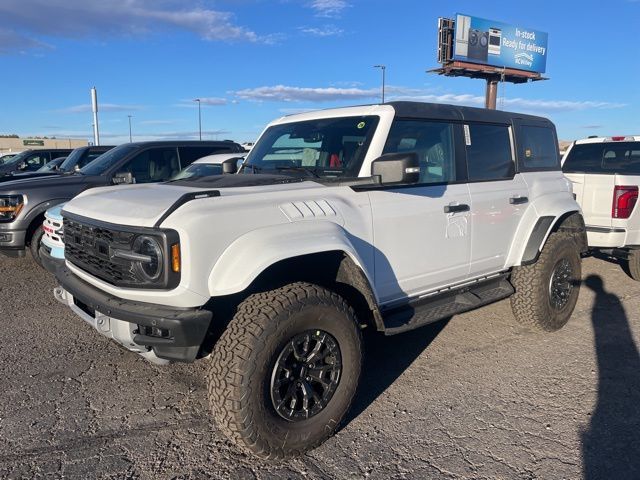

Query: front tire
[207,282,362,459]
[510,233,581,332]
[30,225,45,269]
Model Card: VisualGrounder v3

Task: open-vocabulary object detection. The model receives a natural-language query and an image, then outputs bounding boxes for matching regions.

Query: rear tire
[510,233,581,332]
[207,282,362,459]
[30,226,45,269]
[625,250,640,281]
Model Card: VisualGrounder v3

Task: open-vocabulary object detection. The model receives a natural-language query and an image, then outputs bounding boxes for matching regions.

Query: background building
[0,137,88,154]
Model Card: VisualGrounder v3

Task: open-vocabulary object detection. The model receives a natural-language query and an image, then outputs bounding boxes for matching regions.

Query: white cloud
[197,97,228,106]
[234,85,382,102]
[0,0,262,54]
[388,93,627,113]
[58,103,144,114]
[309,0,350,17]
[138,119,179,126]
[0,28,50,54]
[299,25,344,37]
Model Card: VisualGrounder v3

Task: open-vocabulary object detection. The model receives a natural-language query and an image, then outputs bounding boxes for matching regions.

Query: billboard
[453,14,548,73]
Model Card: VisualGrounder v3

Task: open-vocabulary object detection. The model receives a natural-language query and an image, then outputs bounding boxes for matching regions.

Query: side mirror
[371,152,420,185]
[221,158,239,174]
[113,172,135,185]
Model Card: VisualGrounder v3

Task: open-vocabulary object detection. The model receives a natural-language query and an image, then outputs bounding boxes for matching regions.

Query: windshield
[171,163,223,180]
[58,148,86,172]
[37,158,64,172]
[243,116,379,178]
[0,154,17,165]
[80,144,139,175]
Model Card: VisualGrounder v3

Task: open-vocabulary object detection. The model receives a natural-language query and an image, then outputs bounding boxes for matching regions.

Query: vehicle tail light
[611,136,626,141]
[612,185,638,219]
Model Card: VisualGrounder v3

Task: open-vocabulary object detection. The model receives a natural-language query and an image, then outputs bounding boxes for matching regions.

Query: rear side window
[382,120,456,184]
[563,142,640,174]
[466,124,514,181]
[518,126,559,170]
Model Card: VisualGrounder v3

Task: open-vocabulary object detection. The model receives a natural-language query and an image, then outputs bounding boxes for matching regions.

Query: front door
[368,119,471,305]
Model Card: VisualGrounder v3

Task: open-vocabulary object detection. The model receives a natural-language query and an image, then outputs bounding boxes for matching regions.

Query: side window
[116,147,179,183]
[466,124,514,181]
[179,146,233,167]
[518,125,559,170]
[51,151,69,160]
[382,120,456,184]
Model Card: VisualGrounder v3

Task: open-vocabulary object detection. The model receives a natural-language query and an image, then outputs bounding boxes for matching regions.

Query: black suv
[0,149,74,176]
[0,140,244,262]
[0,146,115,183]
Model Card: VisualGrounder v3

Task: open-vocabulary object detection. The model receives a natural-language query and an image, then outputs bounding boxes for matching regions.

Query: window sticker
[357,121,366,129]
[464,124,471,146]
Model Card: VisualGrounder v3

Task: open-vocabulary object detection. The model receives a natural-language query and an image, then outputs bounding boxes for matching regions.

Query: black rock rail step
[382,274,514,335]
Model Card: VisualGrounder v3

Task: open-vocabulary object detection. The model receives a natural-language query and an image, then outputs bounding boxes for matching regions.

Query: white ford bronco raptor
[46,102,587,459]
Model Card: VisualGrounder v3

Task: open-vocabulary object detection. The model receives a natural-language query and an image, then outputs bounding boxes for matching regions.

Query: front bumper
[0,228,27,257]
[51,260,212,363]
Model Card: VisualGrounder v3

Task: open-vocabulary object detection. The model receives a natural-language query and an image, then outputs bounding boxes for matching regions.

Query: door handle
[444,204,470,213]
[509,196,529,205]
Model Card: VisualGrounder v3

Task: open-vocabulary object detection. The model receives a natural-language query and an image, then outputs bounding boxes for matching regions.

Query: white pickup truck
[562,136,640,279]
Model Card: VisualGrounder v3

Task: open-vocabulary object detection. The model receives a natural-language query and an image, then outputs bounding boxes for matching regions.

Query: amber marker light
[171,243,181,273]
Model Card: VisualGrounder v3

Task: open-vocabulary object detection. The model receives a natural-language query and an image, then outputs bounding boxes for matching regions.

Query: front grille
[64,218,139,286]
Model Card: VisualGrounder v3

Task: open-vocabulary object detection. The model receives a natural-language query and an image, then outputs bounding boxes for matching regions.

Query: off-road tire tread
[510,232,581,332]
[207,282,361,459]
[30,226,45,269]
[626,250,640,281]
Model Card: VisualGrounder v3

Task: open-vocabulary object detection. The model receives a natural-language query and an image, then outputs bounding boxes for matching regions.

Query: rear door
[465,122,529,276]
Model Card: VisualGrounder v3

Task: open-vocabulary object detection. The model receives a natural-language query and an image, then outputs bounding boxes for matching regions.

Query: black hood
[0,173,106,194]
[0,171,62,184]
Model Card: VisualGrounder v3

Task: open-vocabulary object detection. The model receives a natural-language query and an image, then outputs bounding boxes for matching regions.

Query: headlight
[132,235,163,282]
[0,195,24,222]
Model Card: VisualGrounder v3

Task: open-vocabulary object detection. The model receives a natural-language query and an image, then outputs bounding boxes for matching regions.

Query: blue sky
[1,0,638,143]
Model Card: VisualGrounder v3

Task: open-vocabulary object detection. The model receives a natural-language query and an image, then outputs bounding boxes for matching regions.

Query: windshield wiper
[274,166,321,178]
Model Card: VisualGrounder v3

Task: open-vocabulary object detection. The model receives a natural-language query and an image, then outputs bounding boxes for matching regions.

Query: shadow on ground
[341,319,449,428]
[582,274,640,480]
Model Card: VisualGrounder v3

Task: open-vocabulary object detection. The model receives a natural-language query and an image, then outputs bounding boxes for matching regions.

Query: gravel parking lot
[1,255,639,479]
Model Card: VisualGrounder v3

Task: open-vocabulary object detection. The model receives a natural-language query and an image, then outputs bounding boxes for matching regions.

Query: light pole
[127,115,133,142]
[373,65,386,103]
[194,98,202,140]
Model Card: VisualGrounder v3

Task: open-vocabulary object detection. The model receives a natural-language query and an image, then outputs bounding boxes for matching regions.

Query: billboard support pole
[485,79,498,109]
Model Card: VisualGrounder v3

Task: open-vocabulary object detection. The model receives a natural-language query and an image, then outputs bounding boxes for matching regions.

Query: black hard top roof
[126,140,241,148]
[387,101,552,126]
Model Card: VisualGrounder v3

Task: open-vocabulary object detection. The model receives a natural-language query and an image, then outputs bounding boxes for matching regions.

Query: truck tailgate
[578,173,615,229]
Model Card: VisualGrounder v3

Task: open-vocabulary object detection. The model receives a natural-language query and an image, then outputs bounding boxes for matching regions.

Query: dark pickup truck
[0,140,244,263]
[0,145,115,184]
[0,149,73,176]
